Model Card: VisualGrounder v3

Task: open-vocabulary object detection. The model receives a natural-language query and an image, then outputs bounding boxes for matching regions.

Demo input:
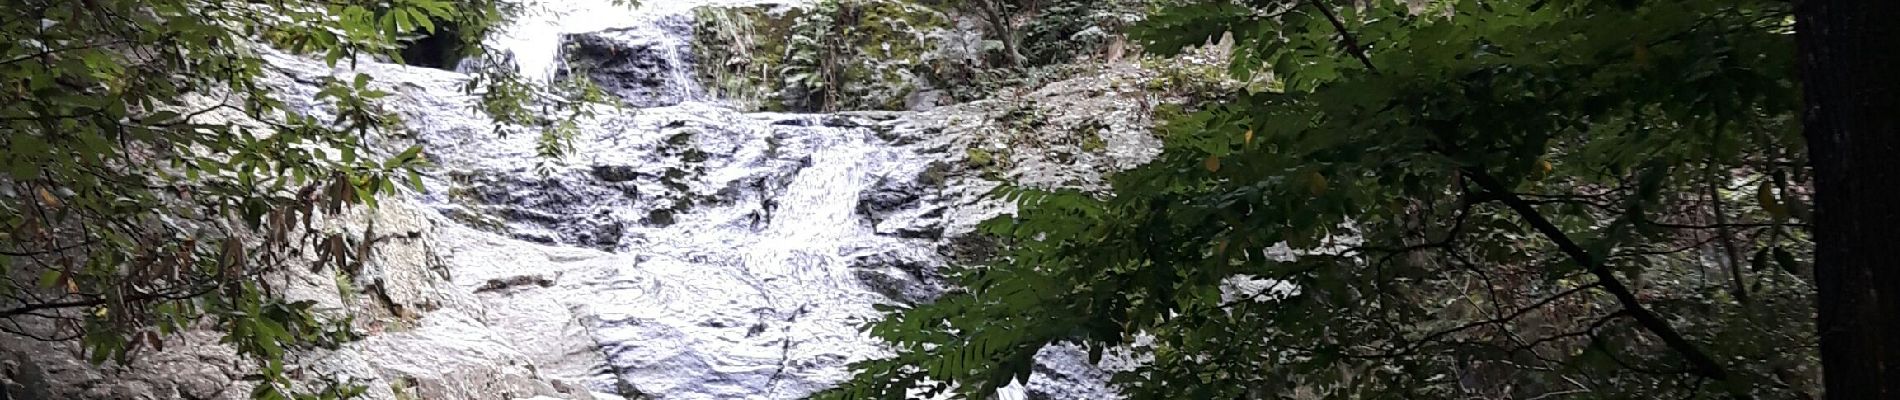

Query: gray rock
[905,89,945,111]
[857,177,923,224]
[0,331,241,400]
[0,53,618,400]
[592,165,645,183]
[848,247,948,304]
[1024,344,1121,400]
[557,15,702,108]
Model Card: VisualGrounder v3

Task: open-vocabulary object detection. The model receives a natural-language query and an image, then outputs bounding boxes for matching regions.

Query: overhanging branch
[1308,0,1378,72]
[1464,168,1732,382]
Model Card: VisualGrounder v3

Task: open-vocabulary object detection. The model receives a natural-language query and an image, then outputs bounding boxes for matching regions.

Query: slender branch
[0,285,216,319]
[1643,220,1808,230]
[1587,327,1695,376]
[0,238,102,256]
[1307,0,1378,72]
[1512,309,1629,353]
[1705,161,1751,303]
[0,39,134,67]
[1613,238,1723,260]
[1463,168,1732,382]
[1383,282,1602,357]
[0,317,84,342]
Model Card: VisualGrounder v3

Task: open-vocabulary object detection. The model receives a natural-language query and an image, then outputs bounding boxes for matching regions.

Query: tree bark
[977,0,1026,68]
[1794,0,1900,398]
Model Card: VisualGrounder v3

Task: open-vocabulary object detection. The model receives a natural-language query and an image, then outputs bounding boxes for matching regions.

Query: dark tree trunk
[1794,0,1900,398]
[977,0,1026,68]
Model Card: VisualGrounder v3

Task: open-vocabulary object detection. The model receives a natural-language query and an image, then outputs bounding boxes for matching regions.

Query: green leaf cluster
[694,0,951,112]
[825,0,1816,398]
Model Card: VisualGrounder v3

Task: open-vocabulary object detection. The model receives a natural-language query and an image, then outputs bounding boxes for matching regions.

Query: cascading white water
[419,2,939,398]
[575,117,916,398]
[488,0,647,81]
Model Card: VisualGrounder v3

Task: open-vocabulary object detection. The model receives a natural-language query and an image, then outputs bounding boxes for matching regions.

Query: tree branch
[1307,0,1378,72]
[0,285,216,319]
[0,238,102,256]
[1463,168,1732,382]
[1383,281,1602,357]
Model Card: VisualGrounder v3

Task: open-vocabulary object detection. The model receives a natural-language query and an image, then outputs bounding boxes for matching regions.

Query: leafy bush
[822,0,1816,399]
[695,0,948,112]
[1021,0,1143,65]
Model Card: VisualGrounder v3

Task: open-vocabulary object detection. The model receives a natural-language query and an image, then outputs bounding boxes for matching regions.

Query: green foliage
[825,0,1816,399]
[934,0,1040,68]
[1021,0,1143,65]
[693,6,795,110]
[694,0,948,112]
[0,0,624,398]
[693,0,1147,109]
[473,3,625,171]
[1139,44,1250,100]
[1077,119,1110,153]
[966,148,997,167]
[389,378,420,400]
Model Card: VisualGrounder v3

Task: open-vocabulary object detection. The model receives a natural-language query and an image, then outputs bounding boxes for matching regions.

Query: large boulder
[0,331,244,400]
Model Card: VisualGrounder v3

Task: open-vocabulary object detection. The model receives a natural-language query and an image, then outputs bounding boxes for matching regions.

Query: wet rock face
[0,163,611,400]
[454,169,635,248]
[558,15,701,108]
[853,61,1169,400]
[858,177,921,222]
[848,247,947,304]
[434,113,834,254]
[859,176,948,239]
[0,331,243,400]
[408,95,933,398]
[591,165,646,183]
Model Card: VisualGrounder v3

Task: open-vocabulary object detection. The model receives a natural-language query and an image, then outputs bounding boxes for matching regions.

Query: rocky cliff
[1,1,1184,399]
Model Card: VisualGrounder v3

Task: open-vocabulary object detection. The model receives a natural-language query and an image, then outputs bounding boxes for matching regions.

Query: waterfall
[418,2,938,398]
[488,0,647,82]
[490,0,808,85]
[550,13,706,107]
